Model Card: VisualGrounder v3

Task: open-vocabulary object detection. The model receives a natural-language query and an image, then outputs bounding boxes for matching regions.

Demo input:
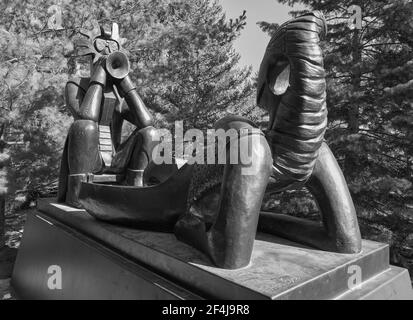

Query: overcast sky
[219,0,305,72]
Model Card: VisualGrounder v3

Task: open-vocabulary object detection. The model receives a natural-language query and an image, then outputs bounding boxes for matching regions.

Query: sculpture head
[74,22,130,84]
[256,11,328,184]
[76,22,125,65]
[256,11,328,115]
[93,23,121,56]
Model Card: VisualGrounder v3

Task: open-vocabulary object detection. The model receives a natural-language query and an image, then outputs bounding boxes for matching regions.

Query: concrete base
[0,246,17,279]
[11,199,413,300]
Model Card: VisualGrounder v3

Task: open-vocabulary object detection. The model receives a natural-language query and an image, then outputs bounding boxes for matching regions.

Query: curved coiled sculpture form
[257,11,328,186]
[177,12,362,269]
[256,11,362,254]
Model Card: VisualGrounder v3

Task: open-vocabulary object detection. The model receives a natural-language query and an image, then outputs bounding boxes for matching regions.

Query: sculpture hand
[90,57,107,86]
[78,57,108,122]
[113,75,153,129]
[105,51,130,82]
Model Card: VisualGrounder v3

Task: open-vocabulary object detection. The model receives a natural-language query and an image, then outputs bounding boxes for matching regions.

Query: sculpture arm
[65,80,86,120]
[77,60,107,122]
[116,75,153,129]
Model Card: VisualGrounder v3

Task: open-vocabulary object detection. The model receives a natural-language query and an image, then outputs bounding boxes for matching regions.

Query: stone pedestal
[11,198,413,300]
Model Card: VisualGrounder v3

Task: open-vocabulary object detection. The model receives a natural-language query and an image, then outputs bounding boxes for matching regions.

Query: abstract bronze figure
[256,11,362,254]
[57,23,157,208]
[57,12,361,270]
[175,11,362,267]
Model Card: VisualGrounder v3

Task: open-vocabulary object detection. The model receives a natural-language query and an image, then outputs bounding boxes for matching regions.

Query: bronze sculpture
[175,11,361,268]
[256,11,361,254]
[57,12,361,270]
[57,23,157,209]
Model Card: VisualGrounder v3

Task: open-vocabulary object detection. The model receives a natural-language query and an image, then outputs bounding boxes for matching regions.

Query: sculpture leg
[306,143,362,252]
[125,126,158,186]
[175,120,272,269]
[259,143,362,253]
[207,136,272,268]
[57,137,69,203]
[65,119,102,208]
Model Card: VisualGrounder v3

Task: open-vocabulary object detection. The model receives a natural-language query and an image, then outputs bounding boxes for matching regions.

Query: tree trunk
[0,196,5,249]
[0,125,8,249]
[349,29,361,134]
[344,28,362,176]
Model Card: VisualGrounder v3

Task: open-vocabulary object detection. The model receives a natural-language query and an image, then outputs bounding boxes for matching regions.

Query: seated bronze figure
[57,12,361,270]
[57,23,157,208]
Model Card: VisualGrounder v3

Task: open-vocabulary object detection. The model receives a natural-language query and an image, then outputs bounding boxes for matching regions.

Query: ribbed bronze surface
[258,11,328,183]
